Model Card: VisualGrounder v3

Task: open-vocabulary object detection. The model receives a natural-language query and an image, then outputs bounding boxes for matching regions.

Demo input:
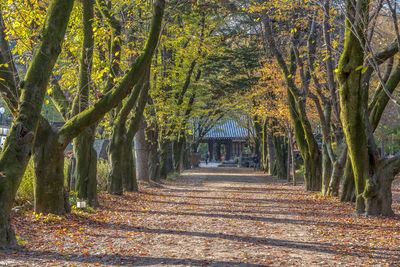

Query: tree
[0,0,75,249]
[0,0,165,248]
[260,6,323,191]
[338,0,400,215]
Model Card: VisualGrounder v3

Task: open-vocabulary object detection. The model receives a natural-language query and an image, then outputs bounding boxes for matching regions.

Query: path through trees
[2,167,400,266]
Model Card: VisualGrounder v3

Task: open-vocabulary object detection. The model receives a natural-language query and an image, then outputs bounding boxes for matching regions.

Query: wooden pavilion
[201,120,250,162]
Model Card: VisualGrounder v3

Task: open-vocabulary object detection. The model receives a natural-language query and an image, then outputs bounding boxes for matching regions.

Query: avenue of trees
[1,0,400,249]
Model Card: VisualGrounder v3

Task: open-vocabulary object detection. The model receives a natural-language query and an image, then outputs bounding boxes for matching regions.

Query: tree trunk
[108,129,139,194]
[73,0,97,206]
[148,133,160,182]
[67,155,76,192]
[123,145,138,192]
[262,15,322,191]
[172,139,180,172]
[290,132,296,186]
[173,135,187,173]
[272,135,287,180]
[107,129,126,195]
[289,92,322,191]
[262,119,269,172]
[0,197,17,249]
[321,143,332,195]
[327,147,347,196]
[159,140,169,179]
[74,125,98,206]
[287,135,291,182]
[267,134,275,175]
[253,116,263,162]
[337,0,383,214]
[34,122,69,214]
[340,158,355,203]
[303,152,322,191]
[135,118,149,181]
[296,99,322,191]
[364,158,398,216]
[0,0,75,248]
[108,129,138,194]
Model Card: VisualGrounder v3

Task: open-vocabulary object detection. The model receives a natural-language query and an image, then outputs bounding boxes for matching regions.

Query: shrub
[15,159,35,206]
[97,159,110,191]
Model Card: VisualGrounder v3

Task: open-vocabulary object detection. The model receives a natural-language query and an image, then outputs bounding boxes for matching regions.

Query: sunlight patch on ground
[181,172,264,177]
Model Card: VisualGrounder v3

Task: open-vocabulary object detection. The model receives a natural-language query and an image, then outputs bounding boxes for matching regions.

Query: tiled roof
[203,120,249,139]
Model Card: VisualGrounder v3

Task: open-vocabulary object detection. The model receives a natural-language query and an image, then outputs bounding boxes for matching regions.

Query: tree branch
[49,77,71,120]
[57,0,165,146]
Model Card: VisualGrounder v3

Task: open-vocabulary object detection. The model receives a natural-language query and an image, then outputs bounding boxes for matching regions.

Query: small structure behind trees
[200,119,250,162]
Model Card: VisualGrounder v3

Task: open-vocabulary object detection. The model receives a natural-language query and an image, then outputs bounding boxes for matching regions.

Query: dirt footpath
[2,167,400,266]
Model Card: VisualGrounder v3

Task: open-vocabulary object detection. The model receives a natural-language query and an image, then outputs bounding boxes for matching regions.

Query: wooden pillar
[227,139,233,160]
[216,141,221,161]
[209,140,214,161]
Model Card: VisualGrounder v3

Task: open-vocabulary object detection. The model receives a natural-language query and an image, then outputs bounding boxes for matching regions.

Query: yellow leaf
[355,65,364,71]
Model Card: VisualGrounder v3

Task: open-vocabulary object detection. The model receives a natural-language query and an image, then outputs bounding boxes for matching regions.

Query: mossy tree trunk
[32,0,165,213]
[321,143,332,195]
[340,157,356,202]
[172,139,181,172]
[146,99,161,182]
[336,0,399,215]
[108,71,149,193]
[73,0,98,206]
[74,126,98,206]
[107,79,142,194]
[297,98,322,191]
[0,0,165,248]
[108,140,136,194]
[327,147,347,196]
[123,145,137,191]
[0,0,74,248]
[289,92,321,191]
[272,134,287,180]
[263,15,322,191]
[159,140,169,179]
[337,0,400,215]
[338,0,369,213]
[34,120,70,214]
[107,131,125,195]
[122,74,150,189]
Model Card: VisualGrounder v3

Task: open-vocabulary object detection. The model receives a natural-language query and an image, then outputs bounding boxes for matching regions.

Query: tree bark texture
[135,118,150,182]
[74,0,98,206]
[74,125,98,206]
[272,135,287,180]
[34,120,70,214]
